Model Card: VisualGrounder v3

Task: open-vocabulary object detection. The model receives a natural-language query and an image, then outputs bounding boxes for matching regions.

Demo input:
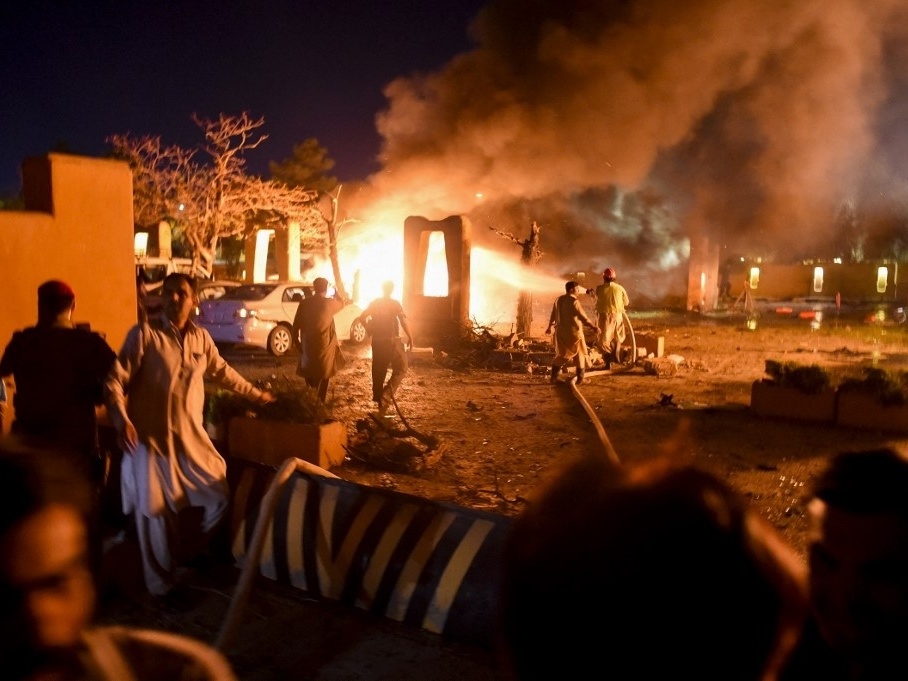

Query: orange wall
[0,153,136,353]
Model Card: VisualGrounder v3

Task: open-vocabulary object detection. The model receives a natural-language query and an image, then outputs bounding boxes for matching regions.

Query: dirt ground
[228,306,908,560]
[92,305,908,680]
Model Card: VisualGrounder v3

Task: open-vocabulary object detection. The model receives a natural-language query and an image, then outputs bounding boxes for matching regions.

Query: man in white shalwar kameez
[105,274,274,596]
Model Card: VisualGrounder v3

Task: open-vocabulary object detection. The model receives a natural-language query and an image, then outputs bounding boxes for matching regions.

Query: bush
[206,386,330,426]
[763,360,832,395]
[838,367,908,406]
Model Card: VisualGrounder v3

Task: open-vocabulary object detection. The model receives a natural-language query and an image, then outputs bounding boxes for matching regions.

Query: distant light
[178,203,185,212]
[475,193,484,200]
[877,266,888,293]
[253,230,273,283]
[833,257,842,264]
[134,232,149,257]
[748,267,760,290]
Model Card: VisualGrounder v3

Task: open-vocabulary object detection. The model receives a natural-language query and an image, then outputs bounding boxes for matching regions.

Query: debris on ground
[658,393,676,407]
[643,357,679,376]
[345,397,442,474]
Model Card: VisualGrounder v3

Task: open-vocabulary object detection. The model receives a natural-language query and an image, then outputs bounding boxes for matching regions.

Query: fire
[331,218,567,335]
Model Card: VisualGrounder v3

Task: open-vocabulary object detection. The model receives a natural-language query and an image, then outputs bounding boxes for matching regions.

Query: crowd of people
[2,272,907,680]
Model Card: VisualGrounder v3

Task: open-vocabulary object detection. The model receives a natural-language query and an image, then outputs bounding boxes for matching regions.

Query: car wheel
[348,319,368,345]
[268,324,294,357]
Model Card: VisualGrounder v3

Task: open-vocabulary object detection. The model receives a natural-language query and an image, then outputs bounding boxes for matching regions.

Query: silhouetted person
[356,280,413,416]
[0,436,238,680]
[592,267,630,365]
[782,447,908,680]
[545,280,597,384]
[291,277,346,402]
[719,260,732,301]
[0,280,116,482]
[498,454,808,681]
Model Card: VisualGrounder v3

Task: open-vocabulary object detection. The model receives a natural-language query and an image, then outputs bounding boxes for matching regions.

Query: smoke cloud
[349,0,908,303]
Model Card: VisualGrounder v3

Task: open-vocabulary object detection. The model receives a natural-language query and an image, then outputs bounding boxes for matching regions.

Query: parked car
[136,256,211,293]
[144,279,242,318]
[197,282,368,356]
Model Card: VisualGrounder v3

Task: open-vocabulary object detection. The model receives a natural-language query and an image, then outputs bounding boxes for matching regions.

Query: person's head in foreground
[0,436,96,678]
[0,436,238,680]
[498,454,808,681]
[806,446,908,680]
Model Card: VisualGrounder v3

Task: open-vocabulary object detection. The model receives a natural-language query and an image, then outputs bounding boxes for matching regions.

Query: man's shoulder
[372,297,404,313]
[7,326,40,341]
[73,327,116,351]
[187,320,216,344]
[0,328,30,354]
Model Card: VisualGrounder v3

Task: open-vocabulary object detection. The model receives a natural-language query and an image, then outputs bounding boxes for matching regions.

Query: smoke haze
[344,0,908,303]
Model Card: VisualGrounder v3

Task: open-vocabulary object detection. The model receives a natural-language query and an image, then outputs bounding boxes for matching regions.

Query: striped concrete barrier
[219,457,512,650]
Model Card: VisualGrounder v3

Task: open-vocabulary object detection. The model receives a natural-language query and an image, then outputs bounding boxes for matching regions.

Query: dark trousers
[371,338,408,403]
[305,376,330,402]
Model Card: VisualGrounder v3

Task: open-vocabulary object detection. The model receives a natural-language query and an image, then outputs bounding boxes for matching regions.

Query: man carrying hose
[593,267,630,367]
[546,280,598,385]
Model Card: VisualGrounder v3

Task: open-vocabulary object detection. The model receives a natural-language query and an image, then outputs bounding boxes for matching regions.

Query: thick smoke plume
[348,0,908,304]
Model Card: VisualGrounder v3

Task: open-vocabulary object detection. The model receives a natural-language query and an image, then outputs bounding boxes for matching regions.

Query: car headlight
[235,309,259,319]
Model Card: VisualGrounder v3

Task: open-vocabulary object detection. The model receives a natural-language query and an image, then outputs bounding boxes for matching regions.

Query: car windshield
[220,284,277,301]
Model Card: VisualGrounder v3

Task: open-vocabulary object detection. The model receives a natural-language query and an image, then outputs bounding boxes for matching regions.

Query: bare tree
[489,221,544,337]
[110,112,328,276]
[106,134,196,230]
[186,112,268,272]
[270,142,356,298]
[323,185,359,300]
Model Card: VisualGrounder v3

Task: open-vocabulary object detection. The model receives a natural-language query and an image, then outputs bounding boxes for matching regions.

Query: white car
[144,279,242,318]
[136,256,211,293]
[197,282,367,356]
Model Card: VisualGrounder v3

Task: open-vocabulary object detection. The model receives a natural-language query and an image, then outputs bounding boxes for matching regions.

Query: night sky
[0,0,487,194]
[5,0,908,296]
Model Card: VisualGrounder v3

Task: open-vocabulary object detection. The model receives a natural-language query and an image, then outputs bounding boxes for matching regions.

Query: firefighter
[545,281,597,384]
[593,267,630,366]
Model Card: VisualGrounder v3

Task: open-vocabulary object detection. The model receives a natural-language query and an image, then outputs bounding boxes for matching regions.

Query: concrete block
[227,417,347,469]
[636,334,665,358]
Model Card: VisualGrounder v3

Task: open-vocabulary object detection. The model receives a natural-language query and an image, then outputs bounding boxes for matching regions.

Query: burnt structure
[402,215,471,347]
[688,237,901,311]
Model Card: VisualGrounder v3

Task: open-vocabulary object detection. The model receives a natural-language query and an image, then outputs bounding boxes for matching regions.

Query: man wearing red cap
[0,279,116,480]
[593,268,630,367]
